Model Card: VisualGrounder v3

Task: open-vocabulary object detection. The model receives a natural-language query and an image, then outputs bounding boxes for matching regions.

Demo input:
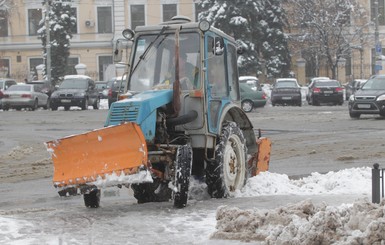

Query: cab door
[205,34,239,134]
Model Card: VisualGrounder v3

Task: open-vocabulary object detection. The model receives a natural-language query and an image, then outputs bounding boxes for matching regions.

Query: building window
[345,56,352,76]
[97,6,112,33]
[67,57,79,75]
[131,5,145,30]
[163,4,176,22]
[29,58,43,80]
[371,0,385,25]
[98,55,113,80]
[0,58,10,77]
[28,9,42,36]
[70,8,77,34]
[0,10,8,37]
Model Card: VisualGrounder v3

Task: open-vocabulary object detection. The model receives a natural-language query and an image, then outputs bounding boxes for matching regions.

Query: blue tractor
[46,16,270,208]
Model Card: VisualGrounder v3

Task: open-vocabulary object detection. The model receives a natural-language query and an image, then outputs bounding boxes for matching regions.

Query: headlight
[376,94,385,101]
[75,92,85,97]
[51,92,58,98]
[348,95,355,101]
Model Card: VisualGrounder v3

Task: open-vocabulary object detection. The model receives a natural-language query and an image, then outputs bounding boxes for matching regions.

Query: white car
[2,84,49,111]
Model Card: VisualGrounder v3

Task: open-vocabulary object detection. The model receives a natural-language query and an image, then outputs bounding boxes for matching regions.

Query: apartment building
[1,0,384,83]
[0,0,201,82]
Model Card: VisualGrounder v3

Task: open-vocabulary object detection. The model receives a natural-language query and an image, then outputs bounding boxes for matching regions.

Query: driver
[179,53,199,90]
[160,53,199,90]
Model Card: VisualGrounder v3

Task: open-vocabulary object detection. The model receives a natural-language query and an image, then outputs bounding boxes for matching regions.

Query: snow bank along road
[0,103,384,244]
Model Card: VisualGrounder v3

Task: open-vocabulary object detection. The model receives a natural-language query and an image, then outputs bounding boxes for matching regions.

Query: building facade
[287,0,385,85]
[0,0,201,82]
[1,0,385,84]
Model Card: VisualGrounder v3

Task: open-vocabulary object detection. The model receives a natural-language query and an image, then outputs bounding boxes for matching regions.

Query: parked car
[345,79,367,100]
[270,78,302,106]
[348,75,385,118]
[239,83,267,112]
[307,76,330,87]
[2,84,49,111]
[95,81,108,99]
[239,76,259,91]
[307,79,344,106]
[0,78,17,109]
[107,76,125,108]
[26,79,55,98]
[50,75,100,111]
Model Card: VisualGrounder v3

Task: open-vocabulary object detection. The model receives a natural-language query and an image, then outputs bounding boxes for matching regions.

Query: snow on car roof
[64,75,92,80]
[239,76,258,81]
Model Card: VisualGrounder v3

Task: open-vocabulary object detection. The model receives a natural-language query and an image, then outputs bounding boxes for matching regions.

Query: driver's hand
[180,77,193,90]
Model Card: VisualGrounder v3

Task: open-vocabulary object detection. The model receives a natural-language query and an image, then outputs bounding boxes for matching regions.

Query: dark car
[307,79,344,106]
[26,80,55,98]
[107,76,125,108]
[239,83,267,112]
[95,81,108,99]
[345,79,367,100]
[271,78,302,106]
[0,78,17,109]
[49,75,100,111]
[348,75,385,118]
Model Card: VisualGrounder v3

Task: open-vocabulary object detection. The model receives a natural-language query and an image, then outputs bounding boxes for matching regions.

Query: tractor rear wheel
[83,188,101,208]
[173,145,192,208]
[206,122,249,198]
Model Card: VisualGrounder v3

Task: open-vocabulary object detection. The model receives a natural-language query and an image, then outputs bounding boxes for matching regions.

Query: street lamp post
[374,0,381,75]
[44,0,51,83]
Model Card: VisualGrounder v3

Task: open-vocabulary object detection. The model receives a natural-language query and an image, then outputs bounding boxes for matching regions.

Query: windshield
[362,77,385,90]
[129,32,201,91]
[60,79,88,89]
[314,80,340,87]
[8,85,32,92]
[275,81,298,88]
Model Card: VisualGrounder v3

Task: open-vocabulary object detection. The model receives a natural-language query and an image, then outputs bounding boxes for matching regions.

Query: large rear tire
[206,122,249,198]
[173,145,192,208]
[84,188,101,208]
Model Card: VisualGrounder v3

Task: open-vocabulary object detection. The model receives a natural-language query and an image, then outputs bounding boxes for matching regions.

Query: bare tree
[0,0,13,11]
[287,0,371,79]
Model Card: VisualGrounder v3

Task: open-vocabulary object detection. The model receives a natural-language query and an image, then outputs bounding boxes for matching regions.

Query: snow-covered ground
[1,167,381,244]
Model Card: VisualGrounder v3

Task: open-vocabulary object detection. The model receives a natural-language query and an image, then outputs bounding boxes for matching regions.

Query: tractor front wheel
[83,188,101,208]
[173,144,192,208]
[206,122,249,198]
[131,178,171,204]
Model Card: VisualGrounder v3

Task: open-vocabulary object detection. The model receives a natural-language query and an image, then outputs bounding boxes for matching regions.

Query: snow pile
[210,167,381,244]
[235,167,371,197]
[3,145,34,160]
[212,199,385,244]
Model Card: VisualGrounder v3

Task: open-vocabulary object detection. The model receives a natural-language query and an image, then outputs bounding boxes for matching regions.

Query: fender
[217,103,258,155]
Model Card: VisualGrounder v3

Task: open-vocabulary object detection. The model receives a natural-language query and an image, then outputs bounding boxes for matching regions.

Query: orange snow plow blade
[248,137,271,176]
[256,137,271,175]
[46,122,148,187]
